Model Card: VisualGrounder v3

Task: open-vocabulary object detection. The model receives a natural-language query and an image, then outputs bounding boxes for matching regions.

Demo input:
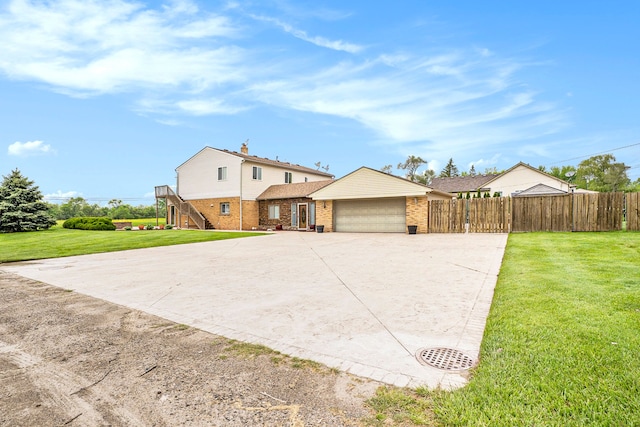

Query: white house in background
[430,162,576,197]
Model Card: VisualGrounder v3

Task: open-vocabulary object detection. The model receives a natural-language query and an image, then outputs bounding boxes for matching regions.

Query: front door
[298,203,308,230]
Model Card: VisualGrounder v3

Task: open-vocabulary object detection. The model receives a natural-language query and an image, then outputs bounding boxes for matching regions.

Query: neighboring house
[430,162,575,197]
[158,143,333,230]
[429,174,498,195]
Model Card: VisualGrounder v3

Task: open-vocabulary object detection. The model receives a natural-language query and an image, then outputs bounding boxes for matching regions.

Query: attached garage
[334,198,406,233]
[309,167,455,233]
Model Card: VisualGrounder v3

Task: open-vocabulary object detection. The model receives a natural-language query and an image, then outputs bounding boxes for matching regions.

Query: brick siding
[184,197,259,230]
[405,196,429,233]
[315,200,333,232]
[258,198,316,230]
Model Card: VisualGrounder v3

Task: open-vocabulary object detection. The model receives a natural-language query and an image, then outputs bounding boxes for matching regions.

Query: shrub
[62,217,116,231]
[165,224,173,229]
[145,224,154,230]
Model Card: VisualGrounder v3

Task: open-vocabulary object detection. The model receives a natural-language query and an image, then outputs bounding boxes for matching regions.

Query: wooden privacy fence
[428,197,511,233]
[511,194,570,232]
[428,192,637,233]
[627,192,640,231]
[572,192,624,232]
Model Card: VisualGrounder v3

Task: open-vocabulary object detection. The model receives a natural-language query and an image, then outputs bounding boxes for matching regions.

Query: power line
[45,197,154,203]
[550,142,640,165]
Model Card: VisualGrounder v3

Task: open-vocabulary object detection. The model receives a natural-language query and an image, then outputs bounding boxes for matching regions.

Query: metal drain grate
[416,347,475,371]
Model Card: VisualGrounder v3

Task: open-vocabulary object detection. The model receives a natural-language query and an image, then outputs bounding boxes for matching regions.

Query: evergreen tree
[469,164,476,176]
[439,158,460,177]
[0,169,56,232]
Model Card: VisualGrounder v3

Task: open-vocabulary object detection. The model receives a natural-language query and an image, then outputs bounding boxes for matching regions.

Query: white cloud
[44,190,81,201]
[0,0,566,157]
[250,50,565,157]
[0,0,245,96]
[176,99,249,115]
[8,140,54,156]
[251,15,363,53]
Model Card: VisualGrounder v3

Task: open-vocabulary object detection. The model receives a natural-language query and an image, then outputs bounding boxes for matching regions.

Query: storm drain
[416,347,475,371]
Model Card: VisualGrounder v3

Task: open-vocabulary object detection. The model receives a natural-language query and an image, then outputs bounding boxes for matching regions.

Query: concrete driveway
[2,232,507,389]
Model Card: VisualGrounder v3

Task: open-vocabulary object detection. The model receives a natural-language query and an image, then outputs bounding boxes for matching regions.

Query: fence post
[571,189,575,232]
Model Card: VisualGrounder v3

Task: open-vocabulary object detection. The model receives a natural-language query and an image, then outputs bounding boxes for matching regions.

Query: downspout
[239,159,244,231]
[175,171,180,227]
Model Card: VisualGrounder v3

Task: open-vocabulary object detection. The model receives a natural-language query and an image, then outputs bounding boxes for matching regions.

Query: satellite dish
[565,172,575,178]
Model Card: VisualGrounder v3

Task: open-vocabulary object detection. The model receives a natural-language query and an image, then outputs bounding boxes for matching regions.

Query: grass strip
[0,226,265,262]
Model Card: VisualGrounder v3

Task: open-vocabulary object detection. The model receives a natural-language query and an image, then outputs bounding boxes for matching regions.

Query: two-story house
[156,143,333,230]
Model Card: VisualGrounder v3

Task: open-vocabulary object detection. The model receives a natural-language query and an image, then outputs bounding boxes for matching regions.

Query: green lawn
[368,232,640,426]
[0,226,266,262]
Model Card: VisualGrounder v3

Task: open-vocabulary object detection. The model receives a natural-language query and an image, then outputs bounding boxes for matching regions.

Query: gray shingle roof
[257,180,335,200]
[219,149,334,178]
[429,174,498,194]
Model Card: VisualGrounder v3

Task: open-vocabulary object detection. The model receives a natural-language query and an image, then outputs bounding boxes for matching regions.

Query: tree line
[1,168,166,233]
[46,197,166,220]
[388,154,639,193]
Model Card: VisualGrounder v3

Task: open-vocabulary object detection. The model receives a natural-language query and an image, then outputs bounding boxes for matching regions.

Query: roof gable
[309,167,438,200]
[513,183,568,197]
[484,162,570,187]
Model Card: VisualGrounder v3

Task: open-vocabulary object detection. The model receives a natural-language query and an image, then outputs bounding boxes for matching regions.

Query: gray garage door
[334,198,406,233]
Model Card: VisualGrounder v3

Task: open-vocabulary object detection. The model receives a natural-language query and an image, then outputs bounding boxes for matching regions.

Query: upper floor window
[217,166,227,181]
[284,172,293,184]
[252,166,262,180]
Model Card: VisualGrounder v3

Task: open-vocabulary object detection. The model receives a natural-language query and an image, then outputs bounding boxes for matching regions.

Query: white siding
[176,148,242,200]
[240,161,329,200]
[176,147,330,201]
[311,167,429,200]
[488,165,570,196]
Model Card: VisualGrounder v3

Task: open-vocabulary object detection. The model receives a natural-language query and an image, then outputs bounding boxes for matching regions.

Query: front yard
[0,226,265,262]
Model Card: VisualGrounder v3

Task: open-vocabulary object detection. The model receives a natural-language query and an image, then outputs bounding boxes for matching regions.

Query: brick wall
[189,197,235,229]
[315,200,333,232]
[174,197,260,230]
[258,198,316,230]
[405,196,429,233]
[241,200,259,230]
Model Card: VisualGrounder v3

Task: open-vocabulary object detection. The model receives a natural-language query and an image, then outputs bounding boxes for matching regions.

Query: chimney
[241,140,249,154]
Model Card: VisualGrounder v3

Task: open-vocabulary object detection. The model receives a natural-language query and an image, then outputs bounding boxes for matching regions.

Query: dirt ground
[0,271,382,426]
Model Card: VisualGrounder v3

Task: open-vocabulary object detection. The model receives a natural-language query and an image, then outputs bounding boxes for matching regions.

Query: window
[291,203,297,227]
[284,172,292,183]
[252,166,262,180]
[268,205,280,219]
[220,202,230,215]
[217,166,227,181]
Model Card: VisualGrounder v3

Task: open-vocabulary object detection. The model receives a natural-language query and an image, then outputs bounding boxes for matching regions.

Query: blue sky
[1,0,639,204]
